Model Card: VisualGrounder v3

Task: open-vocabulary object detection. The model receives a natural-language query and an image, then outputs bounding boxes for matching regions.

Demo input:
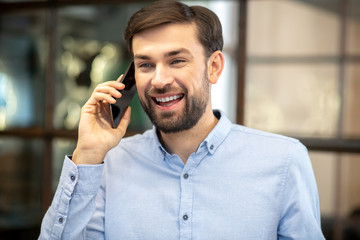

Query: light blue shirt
[39,110,324,239]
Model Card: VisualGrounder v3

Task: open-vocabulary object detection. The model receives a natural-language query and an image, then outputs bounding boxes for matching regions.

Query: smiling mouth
[153,94,184,107]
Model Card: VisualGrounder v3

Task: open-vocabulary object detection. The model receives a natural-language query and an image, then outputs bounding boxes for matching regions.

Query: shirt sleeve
[38,156,104,240]
[278,141,325,240]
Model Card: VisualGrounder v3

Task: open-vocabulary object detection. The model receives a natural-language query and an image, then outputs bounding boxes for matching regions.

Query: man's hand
[72,76,131,165]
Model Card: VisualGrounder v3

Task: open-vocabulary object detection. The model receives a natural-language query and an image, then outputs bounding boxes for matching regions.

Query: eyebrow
[165,48,191,57]
[134,48,192,60]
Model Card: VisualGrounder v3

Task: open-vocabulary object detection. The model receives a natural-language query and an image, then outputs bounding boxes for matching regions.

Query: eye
[170,59,186,65]
[136,62,154,73]
[138,62,153,68]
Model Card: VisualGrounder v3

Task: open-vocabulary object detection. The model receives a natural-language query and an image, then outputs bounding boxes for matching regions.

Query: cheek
[135,74,148,96]
[188,71,207,93]
[134,85,146,107]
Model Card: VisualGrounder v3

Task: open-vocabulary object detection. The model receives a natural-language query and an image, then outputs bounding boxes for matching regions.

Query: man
[39,0,325,239]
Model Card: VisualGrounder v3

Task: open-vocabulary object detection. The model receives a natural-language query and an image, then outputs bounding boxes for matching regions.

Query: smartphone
[109,61,136,128]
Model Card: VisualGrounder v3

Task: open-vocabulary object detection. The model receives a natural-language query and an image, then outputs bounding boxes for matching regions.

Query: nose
[151,64,174,89]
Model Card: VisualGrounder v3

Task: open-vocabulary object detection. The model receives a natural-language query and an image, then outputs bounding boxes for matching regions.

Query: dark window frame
[0,1,359,239]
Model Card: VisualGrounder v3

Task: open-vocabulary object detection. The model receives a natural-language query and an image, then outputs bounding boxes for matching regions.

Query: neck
[158,108,218,164]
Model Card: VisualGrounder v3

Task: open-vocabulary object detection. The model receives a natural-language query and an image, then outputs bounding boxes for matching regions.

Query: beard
[139,72,210,134]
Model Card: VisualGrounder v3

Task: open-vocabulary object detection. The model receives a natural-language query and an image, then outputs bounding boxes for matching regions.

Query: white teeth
[156,95,182,103]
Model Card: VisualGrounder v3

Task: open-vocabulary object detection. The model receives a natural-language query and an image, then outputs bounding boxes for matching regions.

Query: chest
[103,152,282,239]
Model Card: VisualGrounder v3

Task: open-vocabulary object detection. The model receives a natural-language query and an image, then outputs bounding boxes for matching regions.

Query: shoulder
[225,124,310,171]
[215,110,300,149]
[229,124,301,148]
[213,110,306,160]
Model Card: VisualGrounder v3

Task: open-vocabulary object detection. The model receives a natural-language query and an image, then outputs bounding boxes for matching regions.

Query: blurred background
[0,0,359,239]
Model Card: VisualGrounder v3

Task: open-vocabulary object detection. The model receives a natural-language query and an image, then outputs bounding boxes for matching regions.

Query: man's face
[132,23,211,133]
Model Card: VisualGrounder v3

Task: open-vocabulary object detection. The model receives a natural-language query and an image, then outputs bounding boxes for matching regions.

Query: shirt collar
[152,109,233,157]
[151,127,167,157]
[203,110,232,155]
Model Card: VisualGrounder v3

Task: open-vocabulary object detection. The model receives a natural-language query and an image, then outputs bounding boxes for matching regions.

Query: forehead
[132,23,204,57]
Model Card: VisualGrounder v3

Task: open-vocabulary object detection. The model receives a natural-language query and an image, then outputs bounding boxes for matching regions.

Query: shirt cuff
[61,156,104,195]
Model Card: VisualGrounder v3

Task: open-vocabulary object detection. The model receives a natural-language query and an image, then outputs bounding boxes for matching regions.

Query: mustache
[145,83,188,96]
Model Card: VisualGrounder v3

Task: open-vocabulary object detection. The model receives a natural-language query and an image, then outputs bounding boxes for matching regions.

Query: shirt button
[183,214,189,221]
[183,173,189,179]
[210,144,214,150]
[58,217,64,223]
[159,147,166,155]
[70,175,76,181]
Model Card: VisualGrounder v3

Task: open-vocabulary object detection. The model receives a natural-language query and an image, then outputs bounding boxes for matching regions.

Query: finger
[84,92,116,106]
[82,81,125,108]
[116,74,124,82]
[97,81,125,91]
[95,92,119,104]
[96,85,122,99]
[116,107,131,135]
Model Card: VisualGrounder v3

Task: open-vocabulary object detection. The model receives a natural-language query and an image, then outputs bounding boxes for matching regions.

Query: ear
[207,50,224,84]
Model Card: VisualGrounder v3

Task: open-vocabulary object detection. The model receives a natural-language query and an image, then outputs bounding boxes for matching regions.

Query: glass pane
[346,0,360,55]
[310,152,360,239]
[343,63,360,138]
[0,137,43,238]
[309,151,337,239]
[340,153,360,217]
[53,4,152,132]
[339,153,360,239]
[309,151,337,217]
[52,138,76,193]
[247,0,340,57]
[0,11,47,130]
[245,63,340,138]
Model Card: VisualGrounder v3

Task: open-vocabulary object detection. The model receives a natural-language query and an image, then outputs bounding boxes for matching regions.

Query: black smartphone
[109,61,136,128]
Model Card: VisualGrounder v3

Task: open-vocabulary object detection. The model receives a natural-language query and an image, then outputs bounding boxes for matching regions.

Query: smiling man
[39,1,325,239]
[134,24,213,133]
[132,22,221,162]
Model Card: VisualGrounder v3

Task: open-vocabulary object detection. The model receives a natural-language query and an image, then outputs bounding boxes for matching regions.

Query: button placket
[179,165,195,238]
[178,149,208,239]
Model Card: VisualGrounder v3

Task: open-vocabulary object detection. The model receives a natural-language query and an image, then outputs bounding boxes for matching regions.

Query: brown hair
[124,0,223,58]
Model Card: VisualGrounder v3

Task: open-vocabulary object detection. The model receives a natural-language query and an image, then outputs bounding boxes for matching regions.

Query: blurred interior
[0,0,359,239]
